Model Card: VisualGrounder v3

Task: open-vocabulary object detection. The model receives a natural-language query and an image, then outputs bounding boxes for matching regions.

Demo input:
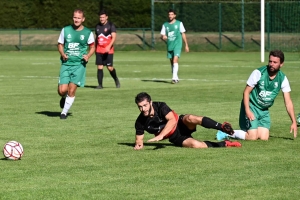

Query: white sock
[229,130,246,140]
[62,95,75,114]
[172,63,179,80]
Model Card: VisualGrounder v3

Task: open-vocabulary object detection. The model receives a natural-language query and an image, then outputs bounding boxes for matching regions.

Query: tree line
[0,0,298,32]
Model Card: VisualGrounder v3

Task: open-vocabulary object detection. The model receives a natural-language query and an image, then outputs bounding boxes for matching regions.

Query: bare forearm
[286,101,296,123]
[182,33,188,46]
[57,44,65,56]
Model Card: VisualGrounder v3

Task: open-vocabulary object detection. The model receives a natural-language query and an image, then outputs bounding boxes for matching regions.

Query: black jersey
[135,102,172,135]
[95,21,116,54]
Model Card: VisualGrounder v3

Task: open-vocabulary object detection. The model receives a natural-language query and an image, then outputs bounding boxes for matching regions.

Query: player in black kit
[134,92,241,150]
[95,10,120,89]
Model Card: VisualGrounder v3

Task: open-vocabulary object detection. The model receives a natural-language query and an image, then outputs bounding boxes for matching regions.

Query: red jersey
[95,21,116,54]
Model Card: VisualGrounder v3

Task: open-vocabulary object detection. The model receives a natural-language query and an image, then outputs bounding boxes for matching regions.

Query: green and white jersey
[160,20,186,51]
[58,25,94,65]
[247,66,291,110]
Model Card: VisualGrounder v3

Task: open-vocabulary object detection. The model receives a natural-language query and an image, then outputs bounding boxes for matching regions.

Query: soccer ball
[3,141,24,160]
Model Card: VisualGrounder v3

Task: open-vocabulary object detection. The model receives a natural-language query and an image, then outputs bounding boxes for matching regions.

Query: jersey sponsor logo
[68,43,80,49]
[259,91,272,101]
[80,35,85,40]
[168,31,175,41]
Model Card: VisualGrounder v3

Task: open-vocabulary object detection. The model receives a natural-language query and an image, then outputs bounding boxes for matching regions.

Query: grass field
[0,51,300,199]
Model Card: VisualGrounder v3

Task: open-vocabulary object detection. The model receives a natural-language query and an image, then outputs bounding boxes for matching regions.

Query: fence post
[143,28,145,50]
[219,3,222,50]
[151,0,155,49]
[241,0,245,50]
[18,29,22,51]
[267,2,270,51]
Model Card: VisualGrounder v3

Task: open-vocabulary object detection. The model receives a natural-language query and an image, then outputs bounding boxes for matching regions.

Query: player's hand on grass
[290,123,297,138]
[134,143,143,150]
[147,135,164,142]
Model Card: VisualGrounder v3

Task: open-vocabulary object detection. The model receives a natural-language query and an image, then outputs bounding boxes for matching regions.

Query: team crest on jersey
[104,28,107,32]
[80,35,85,40]
[274,82,278,88]
[67,34,72,39]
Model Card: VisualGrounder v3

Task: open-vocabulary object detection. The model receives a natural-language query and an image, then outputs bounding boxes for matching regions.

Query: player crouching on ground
[134,92,241,150]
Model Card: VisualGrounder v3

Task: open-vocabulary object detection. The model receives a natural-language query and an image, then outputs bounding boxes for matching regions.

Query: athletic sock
[201,117,222,130]
[172,63,179,80]
[229,130,246,140]
[109,68,118,81]
[97,69,103,86]
[204,141,226,148]
[62,95,75,114]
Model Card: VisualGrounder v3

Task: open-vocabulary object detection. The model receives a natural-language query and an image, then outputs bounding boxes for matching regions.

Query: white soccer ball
[3,141,24,160]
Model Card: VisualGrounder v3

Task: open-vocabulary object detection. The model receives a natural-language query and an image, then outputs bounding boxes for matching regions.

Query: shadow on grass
[0,158,20,161]
[35,111,72,118]
[118,142,176,150]
[141,79,170,84]
[84,85,97,89]
[269,135,294,140]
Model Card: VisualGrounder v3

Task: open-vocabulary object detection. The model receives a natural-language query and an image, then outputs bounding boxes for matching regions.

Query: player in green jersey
[160,9,189,84]
[217,50,297,140]
[57,9,95,119]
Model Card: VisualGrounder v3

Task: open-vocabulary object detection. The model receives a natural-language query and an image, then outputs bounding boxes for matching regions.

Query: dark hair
[74,9,85,17]
[98,10,108,16]
[168,8,176,15]
[135,92,151,104]
[269,49,284,63]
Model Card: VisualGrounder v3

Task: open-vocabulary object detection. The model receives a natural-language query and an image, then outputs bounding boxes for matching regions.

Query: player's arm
[181,32,189,52]
[134,134,144,150]
[243,85,255,121]
[180,22,189,52]
[83,32,95,62]
[160,25,167,40]
[243,69,261,121]
[57,43,68,61]
[283,92,297,138]
[57,28,68,61]
[147,111,177,142]
[109,32,116,48]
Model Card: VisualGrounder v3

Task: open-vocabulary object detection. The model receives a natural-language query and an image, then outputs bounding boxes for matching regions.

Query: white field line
[1,75,297,83]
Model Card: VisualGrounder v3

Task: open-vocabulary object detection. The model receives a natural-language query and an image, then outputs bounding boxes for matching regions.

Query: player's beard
[144,104,153,117]
[267,65,279,75]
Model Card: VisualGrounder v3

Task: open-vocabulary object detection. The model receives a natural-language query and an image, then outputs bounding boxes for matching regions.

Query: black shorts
[168,115,196,147]
[95,53,113,66]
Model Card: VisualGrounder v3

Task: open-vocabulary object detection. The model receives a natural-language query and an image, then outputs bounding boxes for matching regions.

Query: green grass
[0,51,300,199]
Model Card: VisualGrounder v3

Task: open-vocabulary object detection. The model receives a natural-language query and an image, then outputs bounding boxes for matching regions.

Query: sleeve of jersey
[111,23,117,33]
[246,69,261,87]
[87,32,95,45]
[160,25,166,35]
[57,28,65,44]
[281,76,291,93]
[180,22,186,33]
[160,102,172,116]
[135,120,144,135]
